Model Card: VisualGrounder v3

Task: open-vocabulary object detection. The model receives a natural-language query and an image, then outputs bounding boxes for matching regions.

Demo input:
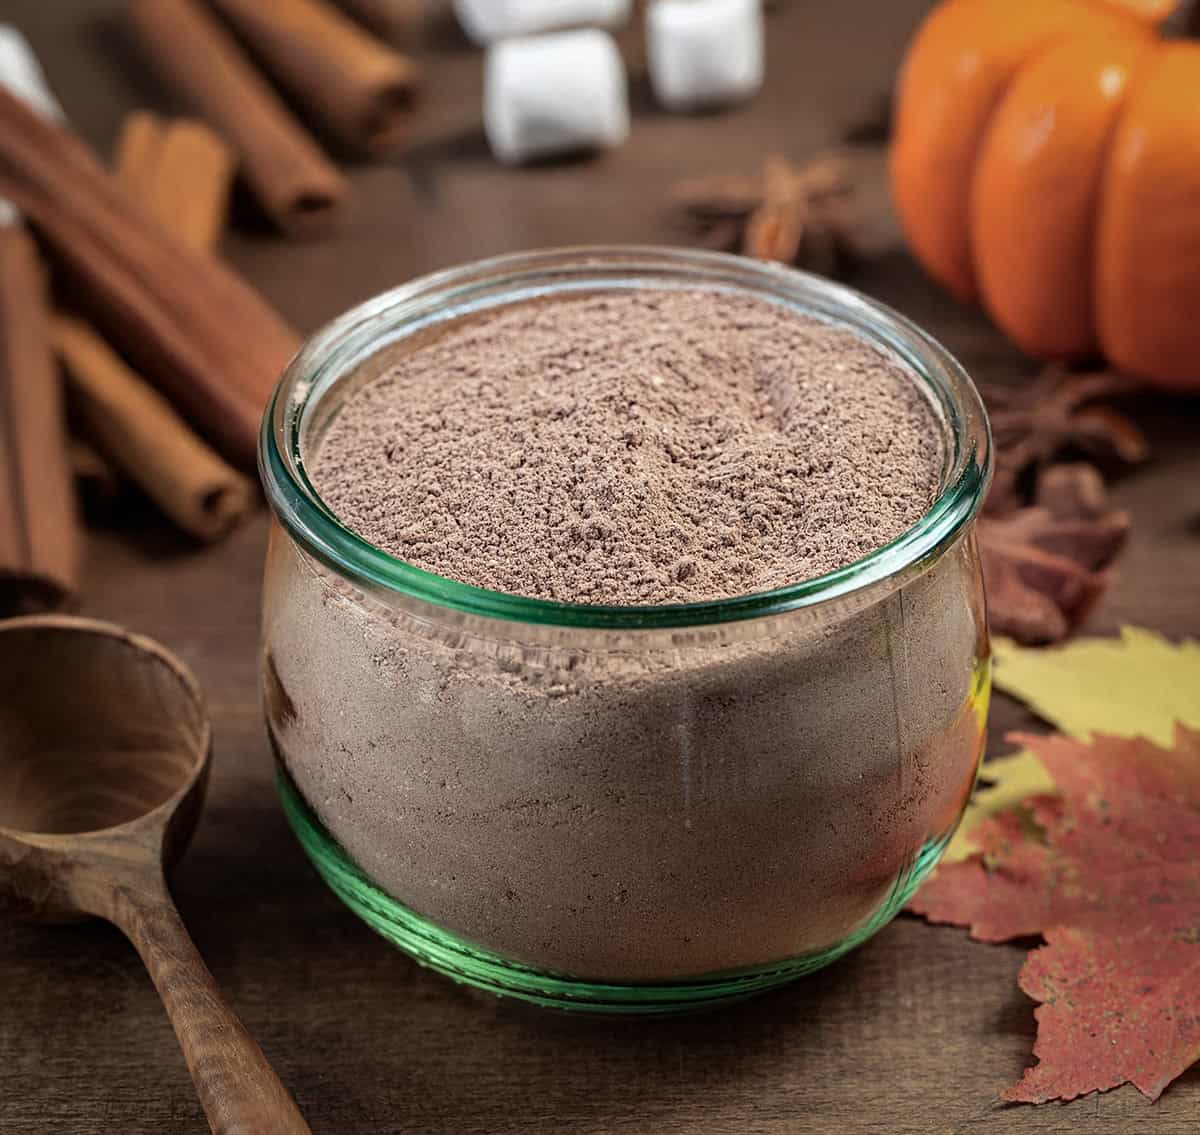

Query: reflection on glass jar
[260,247,992,1013]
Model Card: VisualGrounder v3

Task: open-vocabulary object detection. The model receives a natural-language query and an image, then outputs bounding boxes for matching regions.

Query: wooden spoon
[0,615,310,1135]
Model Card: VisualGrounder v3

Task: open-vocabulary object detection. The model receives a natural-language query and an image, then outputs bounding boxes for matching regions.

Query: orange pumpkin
[891,0,1200,391]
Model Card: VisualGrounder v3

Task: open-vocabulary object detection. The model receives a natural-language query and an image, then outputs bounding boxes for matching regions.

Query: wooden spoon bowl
[0,616,208,920]
[0,616,309,1134]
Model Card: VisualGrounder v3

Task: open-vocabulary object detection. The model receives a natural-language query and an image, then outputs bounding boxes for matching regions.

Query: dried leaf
[994,627,1200,745]
[942,747,1053,863]
[1035,461,1109,519]
[913,727,1200,1103]
[979,465,1129,645]
[946,627,1200,861]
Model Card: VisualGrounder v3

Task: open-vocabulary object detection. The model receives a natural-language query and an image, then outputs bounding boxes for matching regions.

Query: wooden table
[4,3,1199,1132]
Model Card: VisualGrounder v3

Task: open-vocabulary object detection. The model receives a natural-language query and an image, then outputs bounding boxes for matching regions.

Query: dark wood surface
[3,3,1199,1132]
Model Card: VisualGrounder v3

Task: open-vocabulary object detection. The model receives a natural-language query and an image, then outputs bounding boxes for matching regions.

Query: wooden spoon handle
[109,872,311,1135]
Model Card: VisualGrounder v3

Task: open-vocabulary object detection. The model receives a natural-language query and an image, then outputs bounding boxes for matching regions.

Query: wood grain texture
[2,1,1199,1132]
[112,873,312,1135]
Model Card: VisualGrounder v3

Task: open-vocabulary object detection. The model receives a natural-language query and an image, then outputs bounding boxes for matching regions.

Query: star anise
[982,365,1149,515]
[670,151,880,276]
[980,463,1131,645]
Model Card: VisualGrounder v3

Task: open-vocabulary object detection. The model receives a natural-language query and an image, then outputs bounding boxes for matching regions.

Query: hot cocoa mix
[312,291,942,604]
[264,287,985,980]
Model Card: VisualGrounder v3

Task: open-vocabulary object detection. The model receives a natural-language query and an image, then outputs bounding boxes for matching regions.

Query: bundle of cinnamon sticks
[57,112,259,545]
[0,0,433,612]
[127,0,424,234]
[0,88,296,461]
[0,82,304,611]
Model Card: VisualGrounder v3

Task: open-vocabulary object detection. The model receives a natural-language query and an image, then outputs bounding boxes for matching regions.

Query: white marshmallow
[484,29,629,165]
[455,0,633,44]
[646,0,764,112]
[0,25,63,226]
[0,25,62,121]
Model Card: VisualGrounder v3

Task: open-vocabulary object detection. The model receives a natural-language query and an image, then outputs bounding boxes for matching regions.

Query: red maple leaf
[910,726,1200,1104]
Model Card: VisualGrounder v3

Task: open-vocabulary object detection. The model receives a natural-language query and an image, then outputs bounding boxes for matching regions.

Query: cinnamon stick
[0,85,300,470]
[339,0,445,45]
[112,110,162,203]
[0,224,78,613]
[211,0,420,155]
[55,315,254,543]
[115,112,234,252]
[127,0,349,235]
[69,438,122,504]
[51,112,254,542]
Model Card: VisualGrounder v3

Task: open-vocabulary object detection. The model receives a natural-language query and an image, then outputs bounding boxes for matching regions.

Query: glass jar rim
[259,245,992,630]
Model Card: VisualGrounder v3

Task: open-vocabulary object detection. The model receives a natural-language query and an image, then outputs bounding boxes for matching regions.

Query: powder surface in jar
[311,289,944,605]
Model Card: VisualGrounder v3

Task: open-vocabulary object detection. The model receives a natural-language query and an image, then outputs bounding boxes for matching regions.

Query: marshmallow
[646,0,764,112]
[484,29,629,165]
[455,0,633,44]
[0,25,62,121]
[0,25,63,225]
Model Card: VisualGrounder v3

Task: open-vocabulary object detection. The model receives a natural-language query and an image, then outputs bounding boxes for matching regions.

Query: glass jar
[259,247,992,1014]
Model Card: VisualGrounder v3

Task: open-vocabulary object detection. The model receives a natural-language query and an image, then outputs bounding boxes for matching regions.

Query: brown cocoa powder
[311,290,943,604]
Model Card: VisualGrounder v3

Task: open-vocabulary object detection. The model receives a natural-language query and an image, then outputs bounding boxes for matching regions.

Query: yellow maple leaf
[993,627,1200,744]
[945,628,1200,862]
[944,748,1053,863]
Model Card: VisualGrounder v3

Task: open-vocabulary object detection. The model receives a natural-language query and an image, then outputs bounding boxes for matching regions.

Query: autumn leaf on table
[913,727,1200,1104]
[977,367,1149,645]
[942,747,1052,864]
[994,627,1200,744]
[980,463,1130,645]
[944,627,1200,863]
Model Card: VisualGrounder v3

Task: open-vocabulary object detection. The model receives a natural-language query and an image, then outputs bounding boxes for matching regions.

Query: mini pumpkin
[891,0,1200,392]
